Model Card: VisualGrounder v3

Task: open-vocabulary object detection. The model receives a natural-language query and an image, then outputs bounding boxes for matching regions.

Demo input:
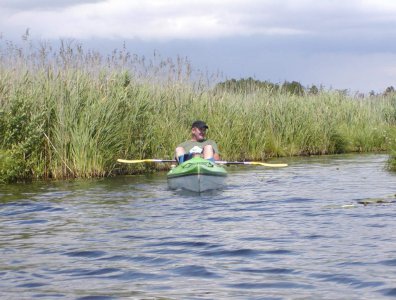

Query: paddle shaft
[117,159,176,164]
[117,158,287,167]
[216,161,288,167]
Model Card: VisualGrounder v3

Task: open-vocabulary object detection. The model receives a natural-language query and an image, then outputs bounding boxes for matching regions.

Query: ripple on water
[76,296,116,300]
[19,219,48,224]
[283,197,316,204]
[236,267,298,275]
[63,250,107,258]
[201,248,262,258]
[379,287,396,297]
[143,240,212,248]
[50,266,163,282]
[33,293,65,298]
[227,281,313,290]
[106,270,163,281]
[16,282,48,288]
[71,268,121,277]
[379,258,396,266]
[171,265,222,278]
[312,273,384,289]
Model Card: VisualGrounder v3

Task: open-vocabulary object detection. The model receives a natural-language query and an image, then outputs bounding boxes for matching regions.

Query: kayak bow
[167,157,227,192]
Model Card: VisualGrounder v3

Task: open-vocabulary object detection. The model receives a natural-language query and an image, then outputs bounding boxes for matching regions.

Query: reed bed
[1,36,396,182]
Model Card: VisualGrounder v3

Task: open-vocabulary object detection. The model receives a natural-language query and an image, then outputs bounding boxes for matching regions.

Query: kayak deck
[167,157,227,192]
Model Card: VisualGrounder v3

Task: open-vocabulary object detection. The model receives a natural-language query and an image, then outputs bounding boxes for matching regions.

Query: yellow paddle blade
[244,162,288,167]
[117,159,150,164]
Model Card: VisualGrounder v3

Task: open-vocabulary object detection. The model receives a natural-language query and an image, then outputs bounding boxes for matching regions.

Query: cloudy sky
[1,0,396,93]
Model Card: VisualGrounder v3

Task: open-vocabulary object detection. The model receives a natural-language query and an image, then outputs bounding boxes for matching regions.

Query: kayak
[167,157,227,192]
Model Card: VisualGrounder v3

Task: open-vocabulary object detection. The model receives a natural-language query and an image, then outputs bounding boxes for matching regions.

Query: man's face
[192,127,207,141]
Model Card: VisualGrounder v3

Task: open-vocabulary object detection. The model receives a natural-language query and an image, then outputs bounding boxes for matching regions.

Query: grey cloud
[0,0,105,10]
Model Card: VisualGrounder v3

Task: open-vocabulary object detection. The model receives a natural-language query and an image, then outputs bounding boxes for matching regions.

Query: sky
[1,0,396,93]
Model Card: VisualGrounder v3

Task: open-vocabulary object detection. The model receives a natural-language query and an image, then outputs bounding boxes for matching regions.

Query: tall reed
[1,35,396,182]
[385,94,396,171]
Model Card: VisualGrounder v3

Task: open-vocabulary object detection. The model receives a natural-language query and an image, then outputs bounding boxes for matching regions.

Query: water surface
[0,154,395,299]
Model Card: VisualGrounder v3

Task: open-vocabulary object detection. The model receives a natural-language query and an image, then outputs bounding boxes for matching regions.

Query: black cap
[191,120,208,129]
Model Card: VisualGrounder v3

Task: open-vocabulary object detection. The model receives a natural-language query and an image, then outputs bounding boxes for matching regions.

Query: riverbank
[1,39,396,182]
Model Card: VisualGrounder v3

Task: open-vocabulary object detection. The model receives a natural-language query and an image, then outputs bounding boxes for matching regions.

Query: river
[0,154,395,299]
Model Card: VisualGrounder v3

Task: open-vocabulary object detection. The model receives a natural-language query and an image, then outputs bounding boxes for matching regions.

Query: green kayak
[167,157,228,192]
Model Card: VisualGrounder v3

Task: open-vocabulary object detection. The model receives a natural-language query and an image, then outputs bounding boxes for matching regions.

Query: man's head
[191,120,208,142]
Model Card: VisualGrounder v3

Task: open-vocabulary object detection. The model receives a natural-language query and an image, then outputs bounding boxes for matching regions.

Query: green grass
[387,125,396,171]
[1,36,396,182]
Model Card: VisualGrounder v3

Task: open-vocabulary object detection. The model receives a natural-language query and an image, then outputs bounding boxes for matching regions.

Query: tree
[281,81,305,96]
[308,85,319,95]
[384,86,395,96]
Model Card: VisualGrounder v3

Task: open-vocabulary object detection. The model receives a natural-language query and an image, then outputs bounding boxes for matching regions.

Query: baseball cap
[191,120,208,129]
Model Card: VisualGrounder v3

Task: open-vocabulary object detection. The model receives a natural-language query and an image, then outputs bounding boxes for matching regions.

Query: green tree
[308,85,319,95]
[281,81,305,96]
[384,86,395,96]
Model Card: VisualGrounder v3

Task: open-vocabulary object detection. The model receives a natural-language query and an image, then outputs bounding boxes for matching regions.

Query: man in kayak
[175,120,220,163]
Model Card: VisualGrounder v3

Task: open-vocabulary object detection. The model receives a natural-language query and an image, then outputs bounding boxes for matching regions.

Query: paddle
[117,158,287,167]
[216,161,288,167]
[117,159,176,164]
